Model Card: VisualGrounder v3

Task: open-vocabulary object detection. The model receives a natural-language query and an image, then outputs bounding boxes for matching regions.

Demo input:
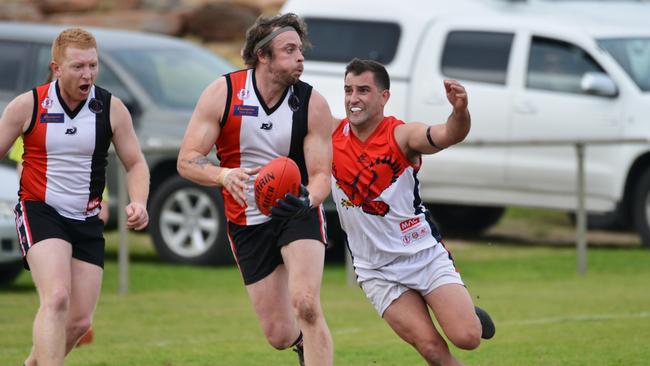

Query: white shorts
[357,244,464,316]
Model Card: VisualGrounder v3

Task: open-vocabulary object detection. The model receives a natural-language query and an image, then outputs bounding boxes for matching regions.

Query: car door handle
[514,101,537,114]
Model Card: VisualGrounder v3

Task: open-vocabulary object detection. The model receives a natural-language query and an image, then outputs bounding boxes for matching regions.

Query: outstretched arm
[397,80,471,160]
[111,96,150,230]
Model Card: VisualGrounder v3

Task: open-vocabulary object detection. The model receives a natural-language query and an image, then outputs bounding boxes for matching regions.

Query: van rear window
[441,31,514,85]
[303,18,400,64]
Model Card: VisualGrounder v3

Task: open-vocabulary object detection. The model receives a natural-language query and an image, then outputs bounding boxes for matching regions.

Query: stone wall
[0,0,288,66]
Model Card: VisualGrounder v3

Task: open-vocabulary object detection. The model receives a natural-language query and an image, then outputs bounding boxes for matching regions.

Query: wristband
[217,168,232,186]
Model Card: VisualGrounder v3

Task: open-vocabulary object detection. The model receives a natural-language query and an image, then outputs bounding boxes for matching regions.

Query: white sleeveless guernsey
[331,117,443,270]
[20,81,112,220]
[217,69,312,225]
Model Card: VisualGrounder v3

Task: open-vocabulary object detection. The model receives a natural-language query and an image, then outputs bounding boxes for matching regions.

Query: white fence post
[118,163,129,294]
[575,143,587,274]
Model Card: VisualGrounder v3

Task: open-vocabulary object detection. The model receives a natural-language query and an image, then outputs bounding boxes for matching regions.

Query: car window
[598,37,650,92]
[35,46,134,103]
[303,17,401,64]
[109,47,232,110]
[527,37,605,94]
[0,41,29,95]
[441,31,514,85]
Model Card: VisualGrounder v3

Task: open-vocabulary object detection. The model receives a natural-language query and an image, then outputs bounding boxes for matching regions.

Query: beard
[269,63,302,86]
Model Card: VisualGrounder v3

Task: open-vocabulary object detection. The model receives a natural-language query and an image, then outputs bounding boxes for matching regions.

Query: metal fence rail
[460,138,650,274]
[115,138,650,293]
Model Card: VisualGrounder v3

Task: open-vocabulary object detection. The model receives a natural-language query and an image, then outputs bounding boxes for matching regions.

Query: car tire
[425,204,505,236]
[0,260,23,285]
[149,176,233,265]
[633,169,650,248]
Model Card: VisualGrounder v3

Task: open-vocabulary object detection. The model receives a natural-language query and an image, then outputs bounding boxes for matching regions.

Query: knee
[67,317,92,342]
[291,292,320,326]
[262,323,296,350]
[448,326,481,350]
[42,287,70,314]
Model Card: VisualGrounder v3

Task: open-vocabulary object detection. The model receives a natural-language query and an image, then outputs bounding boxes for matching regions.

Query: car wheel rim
[159,187,220,258]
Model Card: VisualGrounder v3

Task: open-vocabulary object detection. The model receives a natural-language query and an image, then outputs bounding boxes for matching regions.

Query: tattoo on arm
[186,156,215,169]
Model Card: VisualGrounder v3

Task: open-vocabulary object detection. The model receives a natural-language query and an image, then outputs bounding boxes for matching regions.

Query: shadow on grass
[0,283,34,293]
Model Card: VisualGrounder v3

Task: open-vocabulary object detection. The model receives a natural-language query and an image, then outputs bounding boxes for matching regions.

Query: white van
[282,0,650,246]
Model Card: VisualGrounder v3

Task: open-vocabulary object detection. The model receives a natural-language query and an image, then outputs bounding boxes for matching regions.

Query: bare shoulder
[1,91,35,128]
[194,76,228,120]
[109,95,132,127]
[308,89,333,122]
[308,89,330,113]
[4,91,34,117]
[394,120,426,139]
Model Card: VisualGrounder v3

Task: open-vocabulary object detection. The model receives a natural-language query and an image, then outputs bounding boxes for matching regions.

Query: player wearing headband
[177,13,334,366]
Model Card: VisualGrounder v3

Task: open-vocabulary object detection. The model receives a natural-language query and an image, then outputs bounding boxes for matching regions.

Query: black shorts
[14,200,105,270]
[227,207,327,285]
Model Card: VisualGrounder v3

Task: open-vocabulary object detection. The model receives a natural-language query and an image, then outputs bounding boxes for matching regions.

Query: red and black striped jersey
[20,81,112,220]
[216,69,312,225]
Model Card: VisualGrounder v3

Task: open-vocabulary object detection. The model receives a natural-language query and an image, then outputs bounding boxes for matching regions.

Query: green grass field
[2,209,650,365]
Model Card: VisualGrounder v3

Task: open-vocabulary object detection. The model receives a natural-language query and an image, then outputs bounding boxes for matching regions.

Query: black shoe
[293,344,305,366]
[475,306,495,339]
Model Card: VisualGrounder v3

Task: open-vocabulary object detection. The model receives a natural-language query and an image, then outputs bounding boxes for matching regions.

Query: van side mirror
[580,72,618,97]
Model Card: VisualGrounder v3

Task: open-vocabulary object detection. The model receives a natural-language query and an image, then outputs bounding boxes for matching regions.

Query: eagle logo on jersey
[334,155,402,216]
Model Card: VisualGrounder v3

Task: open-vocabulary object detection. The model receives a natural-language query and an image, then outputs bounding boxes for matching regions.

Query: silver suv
[0,164,22,285]
[0,22,235,265]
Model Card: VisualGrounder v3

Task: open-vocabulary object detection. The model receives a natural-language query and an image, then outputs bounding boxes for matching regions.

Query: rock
[48,10,185,36]
[236,0,285,14]
[98,0,143,11]
[36,0,100,14]
[182,3,260,42]
[0,2,44,21]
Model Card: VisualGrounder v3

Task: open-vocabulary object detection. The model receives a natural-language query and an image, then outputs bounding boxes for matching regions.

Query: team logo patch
[89,98,103,114]
[401,226,429,246]
[260,121,273,130]
[400,217,420,232]
[41,97,54,109]
[288,93,300,112]
[335,155,403,216]
[234,105,259,117]
[237,88,250,100]
[40,113,64,123]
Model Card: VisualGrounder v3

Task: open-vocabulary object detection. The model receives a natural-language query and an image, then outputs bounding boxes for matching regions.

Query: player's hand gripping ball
[254,157,301,216]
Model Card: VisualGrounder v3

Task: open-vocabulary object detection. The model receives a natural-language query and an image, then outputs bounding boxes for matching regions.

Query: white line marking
[502,311,650,326]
